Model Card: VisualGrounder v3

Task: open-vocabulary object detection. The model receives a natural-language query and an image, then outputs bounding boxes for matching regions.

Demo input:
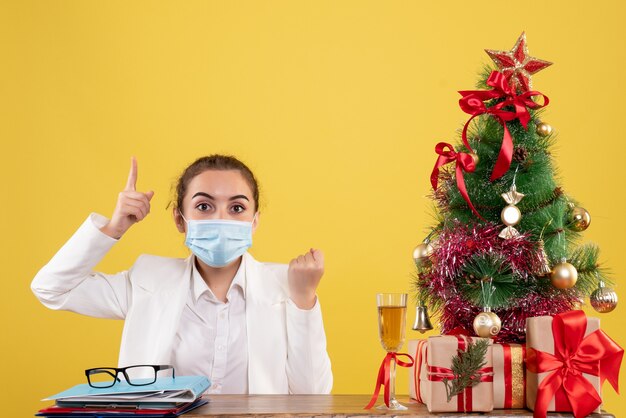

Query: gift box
[411,338,526,410]
[416,335,494,412]
[526,310,623,418]
[492,343,526,409]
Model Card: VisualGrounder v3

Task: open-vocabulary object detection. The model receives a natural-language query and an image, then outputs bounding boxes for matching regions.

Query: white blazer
[31,213,333,394]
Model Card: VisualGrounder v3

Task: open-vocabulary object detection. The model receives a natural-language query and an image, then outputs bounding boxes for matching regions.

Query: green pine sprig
[570,243,612,293]
[458,253,521,308]
[443,339,490,402]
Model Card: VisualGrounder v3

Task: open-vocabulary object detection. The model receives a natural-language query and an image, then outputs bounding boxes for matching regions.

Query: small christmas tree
[413,33,618,343]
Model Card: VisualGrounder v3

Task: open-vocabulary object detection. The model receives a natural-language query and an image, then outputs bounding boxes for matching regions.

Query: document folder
[43,376,210,405]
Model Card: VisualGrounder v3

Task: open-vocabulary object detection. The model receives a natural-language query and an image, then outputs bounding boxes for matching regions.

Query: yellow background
[1,1,625,415]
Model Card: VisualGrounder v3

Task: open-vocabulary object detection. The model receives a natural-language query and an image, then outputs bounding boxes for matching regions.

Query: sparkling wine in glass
[376,293,408,410]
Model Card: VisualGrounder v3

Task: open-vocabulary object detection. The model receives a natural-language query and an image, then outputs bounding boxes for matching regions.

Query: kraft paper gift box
[526,310,623,418]
[412,338,526,409]
[492,343,526,409]
[423,335,494,412]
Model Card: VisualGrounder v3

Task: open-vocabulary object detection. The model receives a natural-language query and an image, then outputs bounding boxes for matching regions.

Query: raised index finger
[125,157,138,191]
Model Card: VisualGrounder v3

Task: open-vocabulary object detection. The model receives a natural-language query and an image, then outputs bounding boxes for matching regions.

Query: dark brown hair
[172,155,260,212]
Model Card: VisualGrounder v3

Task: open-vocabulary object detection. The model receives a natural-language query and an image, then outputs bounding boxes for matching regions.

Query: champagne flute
[376,293,408,410]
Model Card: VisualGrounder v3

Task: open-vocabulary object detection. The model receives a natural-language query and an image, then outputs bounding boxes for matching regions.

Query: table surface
[185,395,614,417]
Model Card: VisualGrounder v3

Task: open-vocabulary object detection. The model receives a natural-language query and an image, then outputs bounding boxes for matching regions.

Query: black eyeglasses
[85,365,175,388]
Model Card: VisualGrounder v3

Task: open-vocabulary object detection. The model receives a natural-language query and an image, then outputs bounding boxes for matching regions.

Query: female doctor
[31,155,333,394]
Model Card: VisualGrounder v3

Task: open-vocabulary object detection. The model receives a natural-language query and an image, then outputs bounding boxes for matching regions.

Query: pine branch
[570,243,613,292]
[443,339,490,402]
[459,253,520,308]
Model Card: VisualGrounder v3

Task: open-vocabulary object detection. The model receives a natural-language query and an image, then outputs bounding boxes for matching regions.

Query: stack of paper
[37,376,210,417]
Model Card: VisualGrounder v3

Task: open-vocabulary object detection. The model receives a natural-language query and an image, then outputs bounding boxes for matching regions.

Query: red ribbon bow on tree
[527,310,624,418]
[458,71,549,181]
[430,142,482,219]
[365,352,414,409]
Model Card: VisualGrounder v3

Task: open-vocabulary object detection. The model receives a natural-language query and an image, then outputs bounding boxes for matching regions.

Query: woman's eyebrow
[229,195,250,201]
[191,192,249,202]
[192,192,214,200]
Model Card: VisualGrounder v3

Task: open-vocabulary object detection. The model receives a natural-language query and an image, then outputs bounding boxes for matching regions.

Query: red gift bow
[426,335,494,412]
[430,142,482,219]
[526,310,624,418]
[365,352,414,409]
[458,70,549,182]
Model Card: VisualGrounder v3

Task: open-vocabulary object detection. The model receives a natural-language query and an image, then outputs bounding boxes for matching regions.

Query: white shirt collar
[191,255,247,303]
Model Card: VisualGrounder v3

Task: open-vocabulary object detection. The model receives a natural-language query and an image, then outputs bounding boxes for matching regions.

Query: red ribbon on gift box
[527,310,624,418]
[413,340,428,404]
[458,71,549,182]
[426,335,493,412]
[500,343,526,409]
[365,352,414,409]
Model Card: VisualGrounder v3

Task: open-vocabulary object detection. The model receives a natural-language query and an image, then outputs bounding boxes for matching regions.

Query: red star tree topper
[485,32,552,93]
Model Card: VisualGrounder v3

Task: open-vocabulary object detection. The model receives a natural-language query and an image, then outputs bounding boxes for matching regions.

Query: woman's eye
[231,204,245,213]
[196,203,211,211]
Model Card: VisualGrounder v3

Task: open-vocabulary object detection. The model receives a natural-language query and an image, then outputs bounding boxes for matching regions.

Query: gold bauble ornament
[567,206,591,232]
[590,281,618,313]
[413,240,434,266]
[550,259,578,289]
[536,122,553,137]
[473,310,502,338]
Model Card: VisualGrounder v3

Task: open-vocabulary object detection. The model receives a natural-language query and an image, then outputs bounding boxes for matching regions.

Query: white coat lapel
[244,252,290,393]
[119,255,192,367]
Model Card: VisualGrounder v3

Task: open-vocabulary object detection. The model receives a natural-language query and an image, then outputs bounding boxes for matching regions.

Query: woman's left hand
[288,248,324,310]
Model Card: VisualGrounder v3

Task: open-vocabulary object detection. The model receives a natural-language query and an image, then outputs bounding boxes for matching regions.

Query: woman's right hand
[100,157,154,239]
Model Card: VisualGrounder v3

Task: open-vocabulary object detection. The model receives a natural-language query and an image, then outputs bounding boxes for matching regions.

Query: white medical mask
[179,212,257,267]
